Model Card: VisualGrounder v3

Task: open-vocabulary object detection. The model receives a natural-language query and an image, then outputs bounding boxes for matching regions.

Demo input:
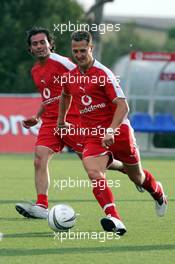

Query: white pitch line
[0,233,4,241]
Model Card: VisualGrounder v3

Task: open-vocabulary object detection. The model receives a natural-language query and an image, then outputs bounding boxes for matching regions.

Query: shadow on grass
[0,244,175,257]
[0,217,28,222]
[0,198,175,205]
[4,232,52,239]
[0,216,48,221]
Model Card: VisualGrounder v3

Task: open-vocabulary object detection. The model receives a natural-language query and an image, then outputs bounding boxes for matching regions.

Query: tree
[0,0,83,93]
[101,23,175,69]
[167,27,175,39]
[101,23,159,68]
[163,27,175,52]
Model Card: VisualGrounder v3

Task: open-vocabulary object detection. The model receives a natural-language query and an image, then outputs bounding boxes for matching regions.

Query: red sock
[36,194,48,208]
[92,178,121,219]
[142,169,163,200]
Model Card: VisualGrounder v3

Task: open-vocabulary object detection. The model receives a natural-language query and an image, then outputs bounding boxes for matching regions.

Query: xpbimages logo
[53,126,120,138]
[53,230,120,243]
[53,21,120,35]
[53,73,121,87]
[53,177,121,191]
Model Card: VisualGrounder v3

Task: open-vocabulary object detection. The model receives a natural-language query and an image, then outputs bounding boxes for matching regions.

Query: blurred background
[0,0,175,153]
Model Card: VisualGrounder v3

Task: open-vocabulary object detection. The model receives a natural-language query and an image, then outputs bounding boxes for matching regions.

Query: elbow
[113,97,129,117]
[121,99,129,116]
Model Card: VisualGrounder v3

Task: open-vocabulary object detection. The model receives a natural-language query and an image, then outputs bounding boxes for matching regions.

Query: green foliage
[162,39,175,52]
[1,1,175,94]
[163,27,175,52]
[101,23,158,68]
[0,0,83,93]
[167,27,175,39]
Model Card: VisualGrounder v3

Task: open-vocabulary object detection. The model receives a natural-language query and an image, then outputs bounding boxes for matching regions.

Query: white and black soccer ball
[48,204,76,232]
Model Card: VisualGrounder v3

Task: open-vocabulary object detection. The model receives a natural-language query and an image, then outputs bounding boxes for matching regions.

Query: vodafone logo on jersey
[80,93,106,114]
[43,88,51,99]
[81,95,92,106]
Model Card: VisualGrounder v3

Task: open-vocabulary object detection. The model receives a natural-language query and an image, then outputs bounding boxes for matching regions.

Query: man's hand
[22,117,39,129]
[54,122,74,137]
[102,128,116,148]
[102,134,115,148]
[57,122,73,129]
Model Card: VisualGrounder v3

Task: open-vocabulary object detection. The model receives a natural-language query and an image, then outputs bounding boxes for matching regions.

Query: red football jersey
[31,53,80,123]
[63,60,129,129]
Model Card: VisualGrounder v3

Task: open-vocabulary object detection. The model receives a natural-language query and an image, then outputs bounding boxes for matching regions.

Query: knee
[132,175,143,185]
[34,155,46,170]
[87,169,103,181]
[129,171,145,185]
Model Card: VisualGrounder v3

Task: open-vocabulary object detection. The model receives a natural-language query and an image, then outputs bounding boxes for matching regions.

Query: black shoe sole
[101,218,126,236]
[15,205,37,219]
[135,184,145,193]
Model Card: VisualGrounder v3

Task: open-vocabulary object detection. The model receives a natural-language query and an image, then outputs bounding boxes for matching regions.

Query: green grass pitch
[0,154,175,264]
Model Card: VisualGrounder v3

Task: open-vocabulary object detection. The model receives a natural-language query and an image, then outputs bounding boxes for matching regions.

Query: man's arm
[102,98,129,148]
[35,103,45,119]
[22,103,45,129]
[57,90,72,126]
[108,98,129,130]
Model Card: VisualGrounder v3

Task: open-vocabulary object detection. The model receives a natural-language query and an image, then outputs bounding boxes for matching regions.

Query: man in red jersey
[58,31,167,236]
[15,27,136,220]
[15,27,84,219]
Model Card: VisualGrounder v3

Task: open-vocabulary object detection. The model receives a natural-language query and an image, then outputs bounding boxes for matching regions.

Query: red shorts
[82,124,140,165]
[36,121,84,153]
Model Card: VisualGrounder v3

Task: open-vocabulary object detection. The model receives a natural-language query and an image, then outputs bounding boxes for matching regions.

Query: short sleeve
[103,70,125,102]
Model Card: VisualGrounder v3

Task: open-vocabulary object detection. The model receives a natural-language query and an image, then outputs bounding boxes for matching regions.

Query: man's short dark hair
[71,31,92,44]
[26,27,55,52]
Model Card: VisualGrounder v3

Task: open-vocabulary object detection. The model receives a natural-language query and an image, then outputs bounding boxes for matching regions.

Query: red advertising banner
[0,95,41,153]
[130,51,175,61]
[159,73,175,81]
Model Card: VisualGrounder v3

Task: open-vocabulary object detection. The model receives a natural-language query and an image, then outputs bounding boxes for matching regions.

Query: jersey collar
[75,59,96,75]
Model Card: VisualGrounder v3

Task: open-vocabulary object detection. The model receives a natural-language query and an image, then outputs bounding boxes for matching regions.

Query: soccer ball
[48,204,76,232]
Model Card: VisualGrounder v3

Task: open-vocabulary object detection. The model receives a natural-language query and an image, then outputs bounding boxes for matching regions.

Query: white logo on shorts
[83,148,88,154]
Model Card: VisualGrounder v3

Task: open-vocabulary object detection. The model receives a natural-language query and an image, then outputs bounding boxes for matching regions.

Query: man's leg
[83,155,126,235]
[34,146,54,207]
[124,161,167,216]
[108,159,124,171]
[15,146,54,219]
[107,159,145,192]
[34,146,54,206]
